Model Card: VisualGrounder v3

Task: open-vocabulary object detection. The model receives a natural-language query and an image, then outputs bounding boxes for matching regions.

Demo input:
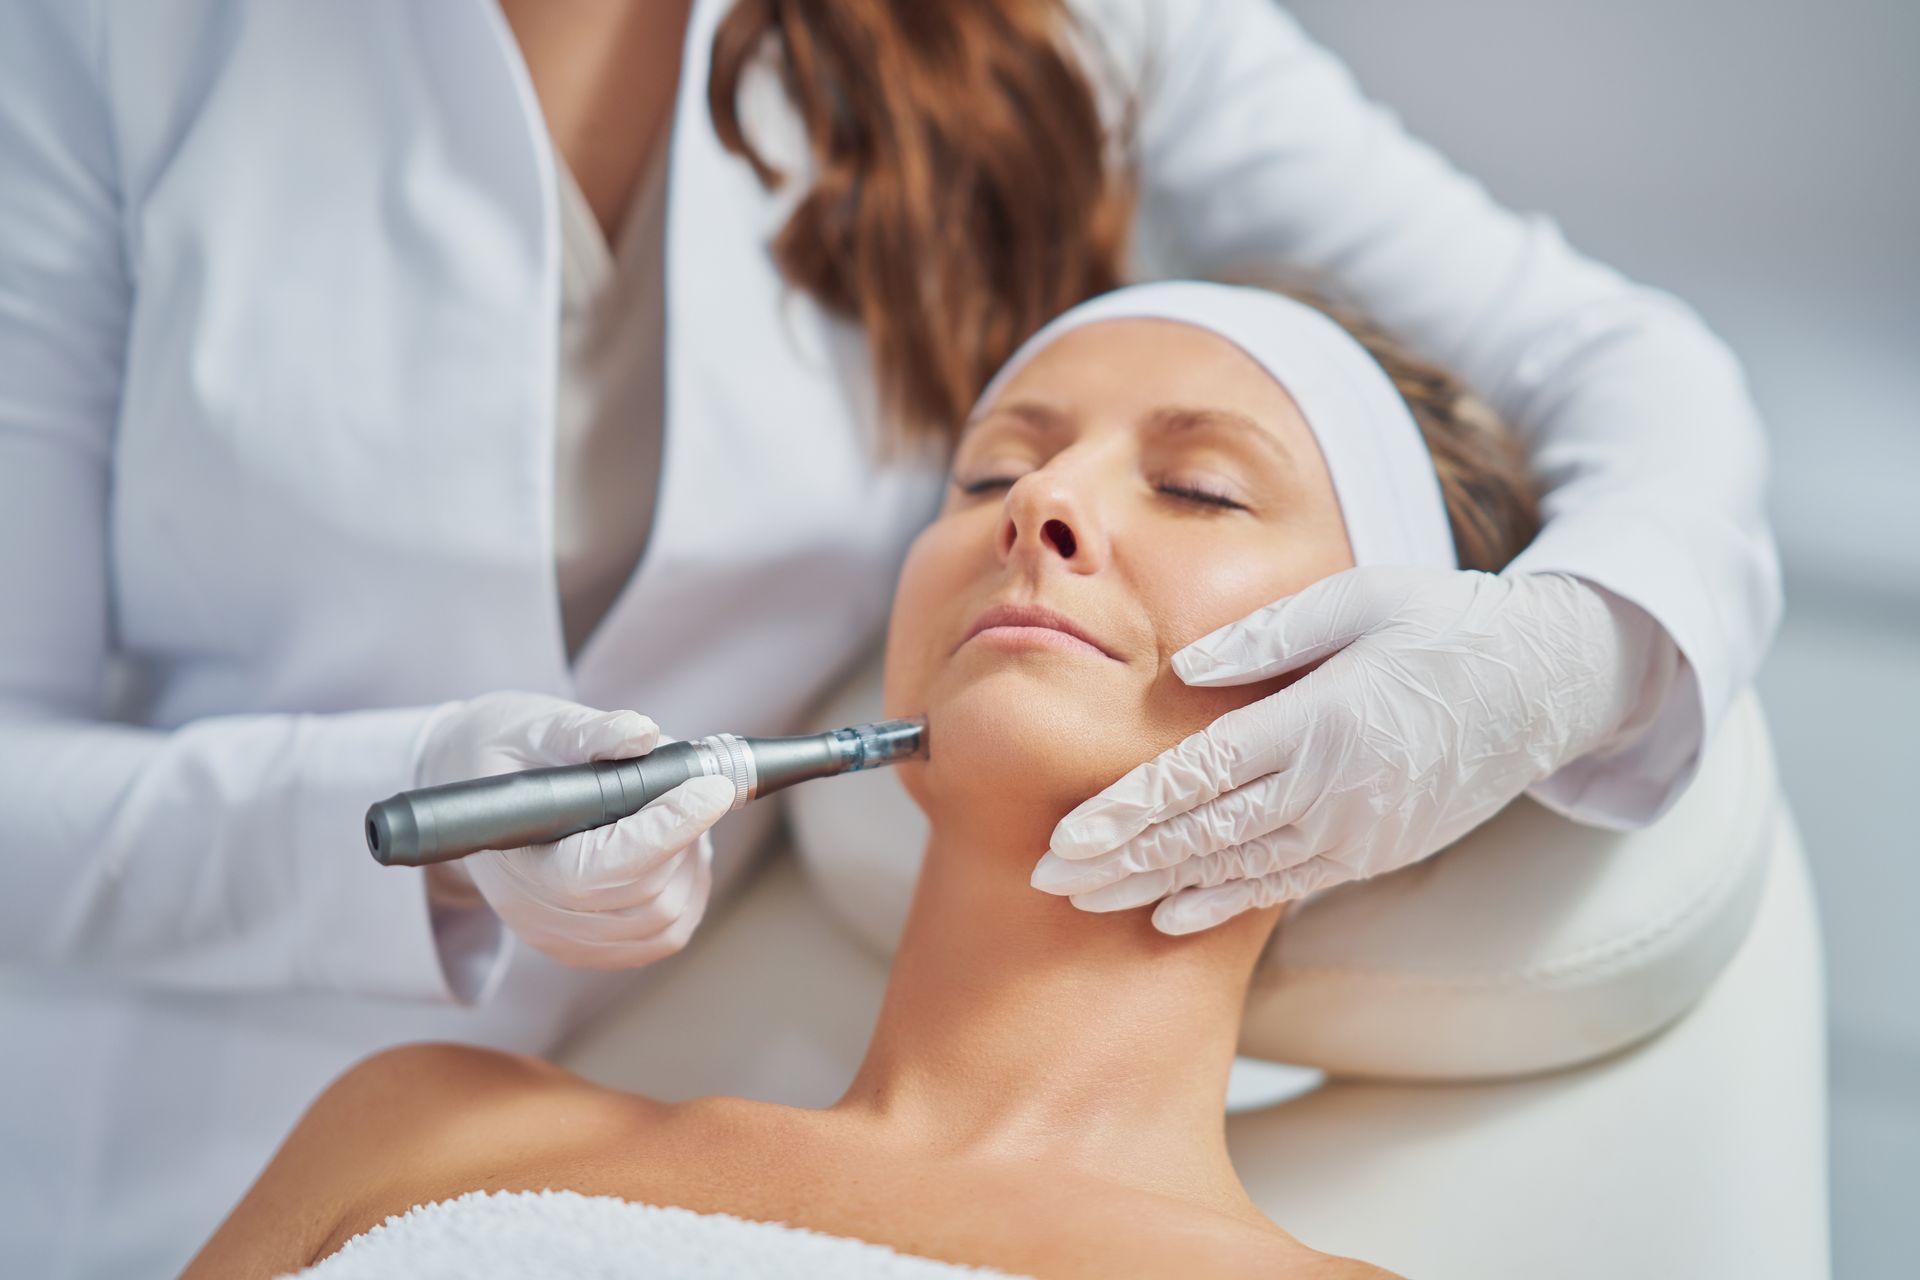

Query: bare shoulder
[313,1043,660,1223]
[1221,1231,1403,1280]
[287,1042,617,1181]
[318,1040,554,1100]
[989,1174,1399,1280]
[181,1043,647,1278]
[1109,1213,1401,1280]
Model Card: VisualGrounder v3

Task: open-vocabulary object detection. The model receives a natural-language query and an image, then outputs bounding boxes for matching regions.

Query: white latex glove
[1030,568,1676,935]
[416,691,736,969]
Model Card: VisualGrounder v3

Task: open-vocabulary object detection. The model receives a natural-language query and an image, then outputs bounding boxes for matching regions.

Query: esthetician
[0,0,1778,1273]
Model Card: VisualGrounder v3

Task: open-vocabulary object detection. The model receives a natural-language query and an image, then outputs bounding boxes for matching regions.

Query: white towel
[280,1188,1028,1279]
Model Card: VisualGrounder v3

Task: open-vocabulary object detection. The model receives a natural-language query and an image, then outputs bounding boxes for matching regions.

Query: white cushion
[785,648,1775,1079]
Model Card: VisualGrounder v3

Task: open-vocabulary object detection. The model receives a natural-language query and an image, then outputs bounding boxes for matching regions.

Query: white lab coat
[0,0,1779,1273]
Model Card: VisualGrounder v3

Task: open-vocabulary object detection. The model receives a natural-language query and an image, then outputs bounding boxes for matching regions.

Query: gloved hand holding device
[1031,566,1680,934]
[416,691,736,969]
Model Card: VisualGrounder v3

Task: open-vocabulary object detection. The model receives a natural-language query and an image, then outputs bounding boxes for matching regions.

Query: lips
[956,602,1118,660]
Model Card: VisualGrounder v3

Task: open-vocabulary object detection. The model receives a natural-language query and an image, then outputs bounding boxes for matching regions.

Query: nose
[997,467,1104,573]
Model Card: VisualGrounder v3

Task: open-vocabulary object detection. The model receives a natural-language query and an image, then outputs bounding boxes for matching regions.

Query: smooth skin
[185,322,1396,1278]
[498,0,694,243]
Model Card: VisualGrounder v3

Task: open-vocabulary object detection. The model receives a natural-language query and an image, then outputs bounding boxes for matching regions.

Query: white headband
[974,282,1458,570]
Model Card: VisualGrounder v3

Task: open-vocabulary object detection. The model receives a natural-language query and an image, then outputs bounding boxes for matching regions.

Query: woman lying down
[187,282,1538,1279]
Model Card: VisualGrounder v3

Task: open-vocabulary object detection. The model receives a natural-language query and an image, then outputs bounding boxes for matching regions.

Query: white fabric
[281,1189,1021,1279]
[563,798,1827,1279]
[976,281,1458,570]
[553,140,669,660]
[788,647,1774,1078]
[0,0,1775,1271]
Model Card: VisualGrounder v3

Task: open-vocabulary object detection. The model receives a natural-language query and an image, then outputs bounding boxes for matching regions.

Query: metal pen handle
[365,741,707,867]
[365,718,926,869]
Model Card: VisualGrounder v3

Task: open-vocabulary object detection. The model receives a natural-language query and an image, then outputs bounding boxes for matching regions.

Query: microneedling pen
[364,716,928,868]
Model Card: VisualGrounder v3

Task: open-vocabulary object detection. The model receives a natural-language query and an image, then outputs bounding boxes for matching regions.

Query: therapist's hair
[708,0,1132,446]
[707,4,1536,571]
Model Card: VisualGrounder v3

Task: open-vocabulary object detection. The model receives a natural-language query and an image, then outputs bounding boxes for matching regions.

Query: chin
[892,657,1152,824]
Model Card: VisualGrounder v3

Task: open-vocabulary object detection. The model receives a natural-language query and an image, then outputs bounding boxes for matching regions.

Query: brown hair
[709,4,1536,569]
[708,0,1133,445]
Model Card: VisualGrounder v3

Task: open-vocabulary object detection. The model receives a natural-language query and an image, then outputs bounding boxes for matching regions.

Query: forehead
[977,318,1308,438]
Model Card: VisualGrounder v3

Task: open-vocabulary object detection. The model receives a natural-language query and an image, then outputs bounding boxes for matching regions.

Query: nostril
[1042,518,1077,558]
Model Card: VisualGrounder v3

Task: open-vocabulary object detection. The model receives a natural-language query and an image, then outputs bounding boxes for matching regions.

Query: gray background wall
[1279,1,1918,1272]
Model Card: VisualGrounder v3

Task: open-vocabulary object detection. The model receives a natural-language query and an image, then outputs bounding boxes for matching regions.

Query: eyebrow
[1144,405,1295,467]
[962,400,1295,466]
[960,400,1072,439]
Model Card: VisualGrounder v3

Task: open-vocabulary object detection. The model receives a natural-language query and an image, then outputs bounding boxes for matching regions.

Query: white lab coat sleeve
[0,1,505,1000]
[1120,0,1781,826]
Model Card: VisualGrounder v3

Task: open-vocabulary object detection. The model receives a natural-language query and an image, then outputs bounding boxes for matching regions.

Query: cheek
[1144,673,1297,756]
[1144,525,1344,652]
[1131,527,1351,744]
[882,515,983,724]
[881,532,949,815]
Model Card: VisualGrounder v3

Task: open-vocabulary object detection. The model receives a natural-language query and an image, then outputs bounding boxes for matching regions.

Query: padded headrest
[786,646,1776,1081]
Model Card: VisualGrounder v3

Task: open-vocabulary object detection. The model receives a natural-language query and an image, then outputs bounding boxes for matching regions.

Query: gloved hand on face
[416,691,736,968]
[1032,564,1676,934]
[1000,282,1681,937]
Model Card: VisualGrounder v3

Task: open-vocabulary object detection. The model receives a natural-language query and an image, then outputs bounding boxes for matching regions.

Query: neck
[835,807,1273,1214]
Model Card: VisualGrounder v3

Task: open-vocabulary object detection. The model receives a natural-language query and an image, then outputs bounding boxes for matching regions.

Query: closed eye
[1158,483,1247,511]
[956,476,1018,495]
